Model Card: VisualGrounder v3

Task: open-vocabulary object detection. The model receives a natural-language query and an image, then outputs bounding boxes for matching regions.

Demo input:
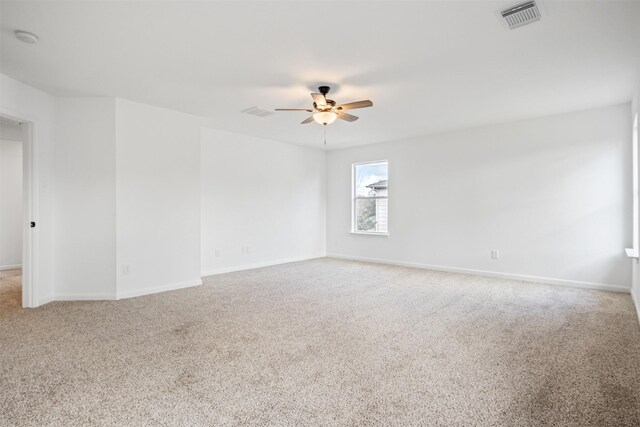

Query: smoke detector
[14,30,39,44]
[499,1,542,30]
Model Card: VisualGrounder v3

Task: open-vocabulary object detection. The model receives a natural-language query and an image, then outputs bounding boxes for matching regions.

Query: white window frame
[351,160,389,236]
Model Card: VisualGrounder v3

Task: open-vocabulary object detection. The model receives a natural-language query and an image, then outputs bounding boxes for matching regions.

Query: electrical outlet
[246,246,251,254]
[122,264,131,274]
[491,250,500,260]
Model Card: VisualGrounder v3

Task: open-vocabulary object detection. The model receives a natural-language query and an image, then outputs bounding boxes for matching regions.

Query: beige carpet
[1,259,640,426]
[0,269,22,319]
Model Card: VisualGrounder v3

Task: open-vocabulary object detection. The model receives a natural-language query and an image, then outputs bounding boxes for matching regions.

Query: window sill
[625,248,638,259]
[350,231,389,237]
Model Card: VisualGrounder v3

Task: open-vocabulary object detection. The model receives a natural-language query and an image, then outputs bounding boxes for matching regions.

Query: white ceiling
[1,1,639,149]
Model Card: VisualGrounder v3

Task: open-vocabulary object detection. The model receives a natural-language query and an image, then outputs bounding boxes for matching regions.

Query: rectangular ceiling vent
[241,106,274,117]
[500,1,541,30]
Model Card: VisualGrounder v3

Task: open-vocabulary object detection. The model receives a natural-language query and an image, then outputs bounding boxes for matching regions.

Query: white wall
[327,104,632,290]
[115,99,201,298]
[0,74,56,305]
[54,98,116,298]
[631,82,640,318]
[0,122,23,141]
[51,99,324,298]
[201,127,326,275]
[0,139,23,269]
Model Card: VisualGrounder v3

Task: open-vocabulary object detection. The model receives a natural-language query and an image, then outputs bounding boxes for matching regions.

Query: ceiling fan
[275,86,373,125]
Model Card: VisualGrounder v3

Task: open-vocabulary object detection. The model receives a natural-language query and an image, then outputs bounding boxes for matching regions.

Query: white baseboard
[55,293,117,301]
[53,280,203,301]
[37,295,54,307]
[201,254,326,277]
[116,279,202,300]
[0,264,21,271]
[327,253,631,293]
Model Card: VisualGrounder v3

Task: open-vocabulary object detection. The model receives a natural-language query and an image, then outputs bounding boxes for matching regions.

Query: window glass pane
[355,198,388,233]
[355,162,388,197]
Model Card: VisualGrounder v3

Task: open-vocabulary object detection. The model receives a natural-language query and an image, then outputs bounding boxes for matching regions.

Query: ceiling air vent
[500,1,541,30]
[241,106,274,117]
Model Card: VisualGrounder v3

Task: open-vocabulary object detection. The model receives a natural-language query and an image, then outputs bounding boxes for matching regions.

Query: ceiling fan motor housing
[314,99,336,110]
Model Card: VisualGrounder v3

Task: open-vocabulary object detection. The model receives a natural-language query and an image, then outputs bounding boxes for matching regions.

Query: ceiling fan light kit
[313,111,337,125]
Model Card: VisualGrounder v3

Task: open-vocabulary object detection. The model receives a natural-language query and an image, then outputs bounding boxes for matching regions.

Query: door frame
[1,109,38,308]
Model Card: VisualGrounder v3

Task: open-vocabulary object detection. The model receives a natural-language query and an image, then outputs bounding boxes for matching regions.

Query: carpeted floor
[1,259,640,426]
[0,269,22,317]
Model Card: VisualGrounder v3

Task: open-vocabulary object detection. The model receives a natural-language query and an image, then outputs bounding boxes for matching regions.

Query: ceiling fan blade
[336,100,373,111]
[311,92,327,108]
[301,116,315,124]
[337,112,359,122]
[275,108,313,112]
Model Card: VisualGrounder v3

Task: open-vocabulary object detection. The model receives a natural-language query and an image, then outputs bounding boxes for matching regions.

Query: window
[352,161,388,234]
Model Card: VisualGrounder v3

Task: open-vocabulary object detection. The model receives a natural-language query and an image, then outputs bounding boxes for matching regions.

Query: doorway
[0,113,36,308]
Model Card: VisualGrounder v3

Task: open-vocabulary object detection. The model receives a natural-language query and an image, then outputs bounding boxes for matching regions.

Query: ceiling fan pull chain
[324,124,327,145]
